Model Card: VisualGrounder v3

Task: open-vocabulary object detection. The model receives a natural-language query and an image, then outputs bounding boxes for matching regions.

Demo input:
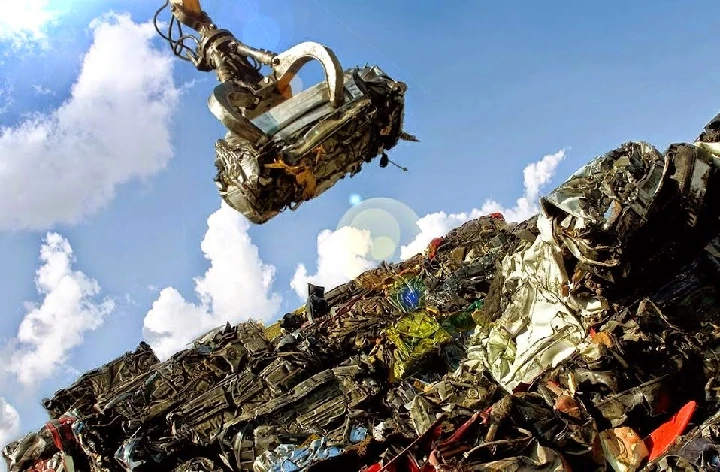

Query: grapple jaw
[206,41,347,147]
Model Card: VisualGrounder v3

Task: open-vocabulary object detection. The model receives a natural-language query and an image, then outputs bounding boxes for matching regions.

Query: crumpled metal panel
[541,141,666,279]
[172,457,223,471]
[464,132,720,393]
[463,212,606,392]
[542,139,720,289]
[472,441,567,471]
[385,311,453,382]
[253,437,344,472]
[25,452,71,472]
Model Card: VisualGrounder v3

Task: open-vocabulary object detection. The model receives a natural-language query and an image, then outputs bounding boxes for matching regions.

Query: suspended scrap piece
[216,66,410,224]
[7,113,720,471]
[154,0,415,224]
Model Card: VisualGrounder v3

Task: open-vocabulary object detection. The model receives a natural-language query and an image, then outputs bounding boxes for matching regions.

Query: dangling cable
[153,0,198,63]
[379,153,408,172]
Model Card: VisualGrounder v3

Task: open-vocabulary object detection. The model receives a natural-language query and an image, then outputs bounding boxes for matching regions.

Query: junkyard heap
[6,114,720,472]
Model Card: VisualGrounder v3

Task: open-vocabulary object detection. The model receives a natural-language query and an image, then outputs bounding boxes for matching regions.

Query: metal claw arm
[162,0,345,115]
[270,42,345,107]
[224,39,345,107]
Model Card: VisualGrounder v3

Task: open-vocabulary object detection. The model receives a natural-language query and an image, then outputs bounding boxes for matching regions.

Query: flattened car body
[213,65,408,224]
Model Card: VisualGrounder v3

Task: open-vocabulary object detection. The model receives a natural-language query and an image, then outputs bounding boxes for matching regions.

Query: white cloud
[479,148,566,222]
[5,233,114,388]
[180,78,206,91]
[0,397,20,450]
[399,150,566,259]
[290,226,375,299]
[0,13,179,230]
[32,84,54,96]
[399,209,485,260]
[523,150,565,198]
[0,80,12,114]
[0,0,58,49]
[143,204,282,360]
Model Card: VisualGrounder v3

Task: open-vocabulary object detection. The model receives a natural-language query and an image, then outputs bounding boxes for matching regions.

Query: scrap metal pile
[6,114,720,471]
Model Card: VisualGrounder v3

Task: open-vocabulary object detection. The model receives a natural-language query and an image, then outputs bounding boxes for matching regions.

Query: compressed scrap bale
[42,342,159,418]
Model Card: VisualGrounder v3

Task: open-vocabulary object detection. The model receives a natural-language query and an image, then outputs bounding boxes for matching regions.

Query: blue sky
[0,0,719,458]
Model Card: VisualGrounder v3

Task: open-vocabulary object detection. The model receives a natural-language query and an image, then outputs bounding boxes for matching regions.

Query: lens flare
[337,198,420,261]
